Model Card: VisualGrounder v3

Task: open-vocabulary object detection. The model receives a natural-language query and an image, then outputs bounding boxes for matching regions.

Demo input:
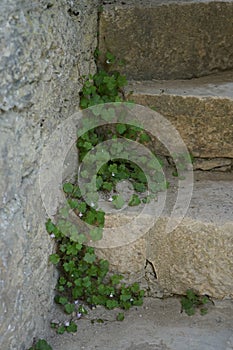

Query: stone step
[126,71,233,159]
[95,172,233,299]
[48,297,233,350]
[99,0,233,80]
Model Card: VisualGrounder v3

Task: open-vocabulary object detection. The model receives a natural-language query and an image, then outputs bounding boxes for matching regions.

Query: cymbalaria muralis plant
[47,52,151,335]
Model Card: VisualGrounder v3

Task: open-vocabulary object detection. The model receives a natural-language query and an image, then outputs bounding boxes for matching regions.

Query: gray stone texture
[126,72,233,159]
[99,0,233,80]
[0,0,99,349]
[193,158,232,171]
[47,297,233,350]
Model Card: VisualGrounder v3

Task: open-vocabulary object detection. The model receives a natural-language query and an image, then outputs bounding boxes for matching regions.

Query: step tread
[103,0,233,8]
[101,173,233,226]
[127,71,233,99]
[126,72,233,158]
[48,298,233,350]
[165,172,233,225]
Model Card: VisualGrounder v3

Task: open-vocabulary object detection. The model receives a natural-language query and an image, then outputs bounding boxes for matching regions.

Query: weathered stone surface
[193,158,232,171]
[96,237,147,282]
[99,0,233,80]
[0,1,98,349]
[147,218,233,298]
[47,297,233,350]
[95,173,233,299]
[126,72,233,158]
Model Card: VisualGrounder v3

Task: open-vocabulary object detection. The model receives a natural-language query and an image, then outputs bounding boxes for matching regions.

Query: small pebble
[51,319,60,325]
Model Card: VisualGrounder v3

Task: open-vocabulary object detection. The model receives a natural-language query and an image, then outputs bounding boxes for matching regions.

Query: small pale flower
[130,298,134,302]
[77,312,82,319]
[109,292,114,298]
[109,197,113,202]
[90,202,95,207]
[112,173,115,177]
[74,300,79,305]
[50,233,55,238]
[106,59,111,64]
[64,321,70,327]
[79,212,83,217]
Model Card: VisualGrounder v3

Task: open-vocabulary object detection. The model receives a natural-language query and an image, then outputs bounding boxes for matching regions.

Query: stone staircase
[97,0,233,299]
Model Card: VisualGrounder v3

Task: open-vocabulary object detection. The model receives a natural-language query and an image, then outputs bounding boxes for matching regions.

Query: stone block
[95,173,233,299]
[126,72,233,158]
[99,0,233,80]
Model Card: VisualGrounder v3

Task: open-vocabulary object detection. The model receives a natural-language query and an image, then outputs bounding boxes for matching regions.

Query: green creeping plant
[47,52,191,338]
[28,339,53,350]
[181,289,210,316]
[47,217,145,323]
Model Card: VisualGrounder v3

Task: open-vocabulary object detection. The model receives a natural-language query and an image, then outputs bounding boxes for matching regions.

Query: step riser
[96,217,233,299]
[99,1,233,80]
[129,93,233,158]
[147,218,233,299]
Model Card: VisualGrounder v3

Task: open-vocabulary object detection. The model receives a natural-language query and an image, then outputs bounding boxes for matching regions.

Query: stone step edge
[102,0,233,9]
[125,71,233,99]
[124,71,233,158]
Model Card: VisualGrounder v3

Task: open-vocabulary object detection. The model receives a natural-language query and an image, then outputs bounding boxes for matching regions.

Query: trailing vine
[45,51,193,339]
[46,52,154,335]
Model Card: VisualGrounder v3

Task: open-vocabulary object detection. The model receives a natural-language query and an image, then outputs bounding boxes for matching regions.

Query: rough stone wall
[0,1,99,349]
